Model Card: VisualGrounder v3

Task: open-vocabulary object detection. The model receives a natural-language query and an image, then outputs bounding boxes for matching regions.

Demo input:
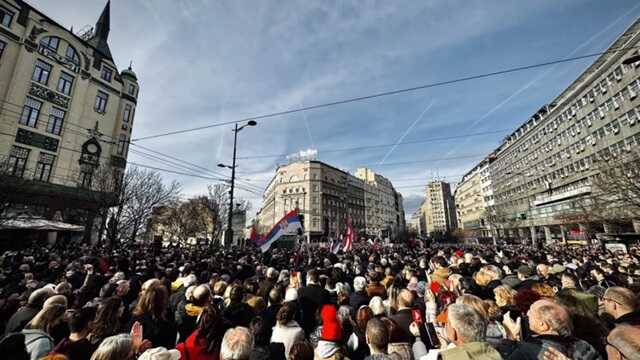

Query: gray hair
[608,325,640,359]
[90,334,133,360]
[220,326,254,360]
[447,303,487,343]
[354,276,367,292]
[535,302,572,337]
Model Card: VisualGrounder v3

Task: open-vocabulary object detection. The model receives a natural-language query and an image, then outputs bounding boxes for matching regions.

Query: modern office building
[0,1,139,240]
[485,18,640,244]
[421,180,457,235]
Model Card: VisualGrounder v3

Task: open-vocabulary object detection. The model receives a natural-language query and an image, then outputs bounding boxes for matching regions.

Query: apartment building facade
[488,18,640,244]
[0,1,139,239]
[454,158,494,239]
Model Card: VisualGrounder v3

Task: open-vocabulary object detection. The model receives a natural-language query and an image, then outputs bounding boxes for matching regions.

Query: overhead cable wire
[131,45,640,142]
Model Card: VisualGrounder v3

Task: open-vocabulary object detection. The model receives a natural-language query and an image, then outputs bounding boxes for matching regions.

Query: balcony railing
[533,185,591,206]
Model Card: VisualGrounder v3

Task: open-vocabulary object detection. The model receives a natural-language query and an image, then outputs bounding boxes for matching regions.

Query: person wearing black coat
[388,289,415,344]
[222,285,254,328]
[349,276,370,311]
[5,288,51,334]
[297,270,330,335]
[128,285,177,349]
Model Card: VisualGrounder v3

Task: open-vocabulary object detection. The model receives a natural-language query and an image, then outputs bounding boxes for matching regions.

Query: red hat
[320,305,342,342]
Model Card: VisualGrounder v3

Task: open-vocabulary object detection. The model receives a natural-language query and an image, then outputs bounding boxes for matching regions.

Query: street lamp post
[218,120,257,247]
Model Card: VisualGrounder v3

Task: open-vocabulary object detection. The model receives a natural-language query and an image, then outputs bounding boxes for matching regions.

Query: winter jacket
[5,305,40,334]
[22,329,54,360]
[52,337,97,360]
[506,334,602,360]
[176,329,219,360]
[438,341,502,360]
[350,292,370,311]
[271,320,305,357]
[175,301,204,341]
[128,313,177,349]
[298,284,330,334]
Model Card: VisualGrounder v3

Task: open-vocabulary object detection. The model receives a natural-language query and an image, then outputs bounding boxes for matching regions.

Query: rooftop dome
[121,66,137,81]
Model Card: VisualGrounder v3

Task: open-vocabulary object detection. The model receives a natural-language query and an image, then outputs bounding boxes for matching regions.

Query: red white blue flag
[258,210,303,253]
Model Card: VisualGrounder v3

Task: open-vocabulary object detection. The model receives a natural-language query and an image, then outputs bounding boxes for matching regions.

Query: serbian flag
[331,236,342,254]
[249,227,264,245]
[259,210,303,253]
[343,218,354,252]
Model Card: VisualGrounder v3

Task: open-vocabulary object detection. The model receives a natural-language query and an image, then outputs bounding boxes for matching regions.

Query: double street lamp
[218,120,257,247]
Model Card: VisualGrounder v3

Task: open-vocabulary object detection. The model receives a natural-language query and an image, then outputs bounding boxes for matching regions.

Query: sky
[35,0,640,221]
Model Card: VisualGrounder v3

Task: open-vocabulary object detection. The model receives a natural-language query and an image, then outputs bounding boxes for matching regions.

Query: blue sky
[36,0,640,220]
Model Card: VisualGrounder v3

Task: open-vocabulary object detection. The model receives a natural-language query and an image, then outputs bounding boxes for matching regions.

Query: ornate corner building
[0,1,139,239]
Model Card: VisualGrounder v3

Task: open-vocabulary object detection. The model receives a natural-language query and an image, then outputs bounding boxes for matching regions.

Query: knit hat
[320,304,342,342]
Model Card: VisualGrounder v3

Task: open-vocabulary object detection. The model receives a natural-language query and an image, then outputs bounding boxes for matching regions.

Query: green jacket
[439,342,502,360]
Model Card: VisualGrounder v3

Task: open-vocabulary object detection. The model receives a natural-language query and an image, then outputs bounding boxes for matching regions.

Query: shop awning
[0,217,85,232]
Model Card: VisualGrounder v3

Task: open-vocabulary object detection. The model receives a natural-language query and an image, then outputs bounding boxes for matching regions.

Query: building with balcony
[485,18,640,244]
[0,1,139,241]
[355,167,405,239]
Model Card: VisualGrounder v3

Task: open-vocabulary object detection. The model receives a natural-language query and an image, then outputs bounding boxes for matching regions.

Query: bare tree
[579,149,640,229]
[158,197,212,244]
[104,167,181,244]
[205,184,251,246]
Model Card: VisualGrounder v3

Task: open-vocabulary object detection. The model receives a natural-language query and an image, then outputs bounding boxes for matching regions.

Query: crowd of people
[0,239,639,360]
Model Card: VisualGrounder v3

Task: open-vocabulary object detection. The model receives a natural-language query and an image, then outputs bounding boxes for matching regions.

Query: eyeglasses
[601,297,622,305]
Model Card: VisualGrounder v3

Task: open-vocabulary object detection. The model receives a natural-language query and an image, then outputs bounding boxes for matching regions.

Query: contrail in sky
[379,100,434,165]
[437,3,640,164]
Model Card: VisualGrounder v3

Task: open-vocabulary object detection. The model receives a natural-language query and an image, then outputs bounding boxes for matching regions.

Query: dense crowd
[0,239,639,360]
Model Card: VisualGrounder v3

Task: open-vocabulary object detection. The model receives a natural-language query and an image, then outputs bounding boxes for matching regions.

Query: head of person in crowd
[493,285,517,308]
[28,287,55,308]
[603,287,638,320]
[531,283,555,298]
[606,324,640,360]
[213,281,228,298]
[365,318,389,355]
[514,288,542,314]
[132,284,169,321]
[285,288,299,302]
[456,294,489,321]
[89,297,124,343]
[66,307,95,339]
[517,265,534,281]
[537,264,550,279]
[445,303,487,346]
[369,296,385,317]
[220,327,254,360]
[527,299,572,337]
[277,301,297,326]
[192,284,211,308]
[356,306,374,333]
[89,334,134,360]
[561,272,579,289]
[26,303,66,334]
[269,287,282,307]
[288,340,314,360]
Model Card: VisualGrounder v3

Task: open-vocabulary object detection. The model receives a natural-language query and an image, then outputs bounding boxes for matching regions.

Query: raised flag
[259,210,303,252]
[343,218,354,252]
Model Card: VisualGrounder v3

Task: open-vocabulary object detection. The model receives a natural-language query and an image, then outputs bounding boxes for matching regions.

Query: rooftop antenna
[129,60,133,70]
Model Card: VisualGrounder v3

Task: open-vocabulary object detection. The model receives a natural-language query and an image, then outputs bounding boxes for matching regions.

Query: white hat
[138,347,181,360]
[285,287,298,301]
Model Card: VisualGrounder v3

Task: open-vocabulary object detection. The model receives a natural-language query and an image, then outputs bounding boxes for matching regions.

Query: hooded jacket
[22,329,54,360]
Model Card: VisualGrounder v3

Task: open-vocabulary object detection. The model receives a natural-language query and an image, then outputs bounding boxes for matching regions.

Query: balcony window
[32,60,52,85]
[0,6,14,27]
[46,107,65,135]
[34,153,55,182]
[128,84,136,96]
[19,98,42,127]
[95,90,108,113]
[8,146,29,177]
[56,72,74,96]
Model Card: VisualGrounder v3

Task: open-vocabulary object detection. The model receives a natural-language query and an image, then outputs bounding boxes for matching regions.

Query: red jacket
[176,330,219,360]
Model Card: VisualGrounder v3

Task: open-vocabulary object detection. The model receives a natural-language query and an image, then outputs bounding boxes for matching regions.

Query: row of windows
[496,78,640,179]
[495,69,639,174]
[8,146,55,182]
[32,59,75,96]
[19,97,66,136]
[495,133,640,201]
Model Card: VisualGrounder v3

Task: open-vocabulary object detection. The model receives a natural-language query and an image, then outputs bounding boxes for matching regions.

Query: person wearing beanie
[350,277,370,311]
[315,304,347,360]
